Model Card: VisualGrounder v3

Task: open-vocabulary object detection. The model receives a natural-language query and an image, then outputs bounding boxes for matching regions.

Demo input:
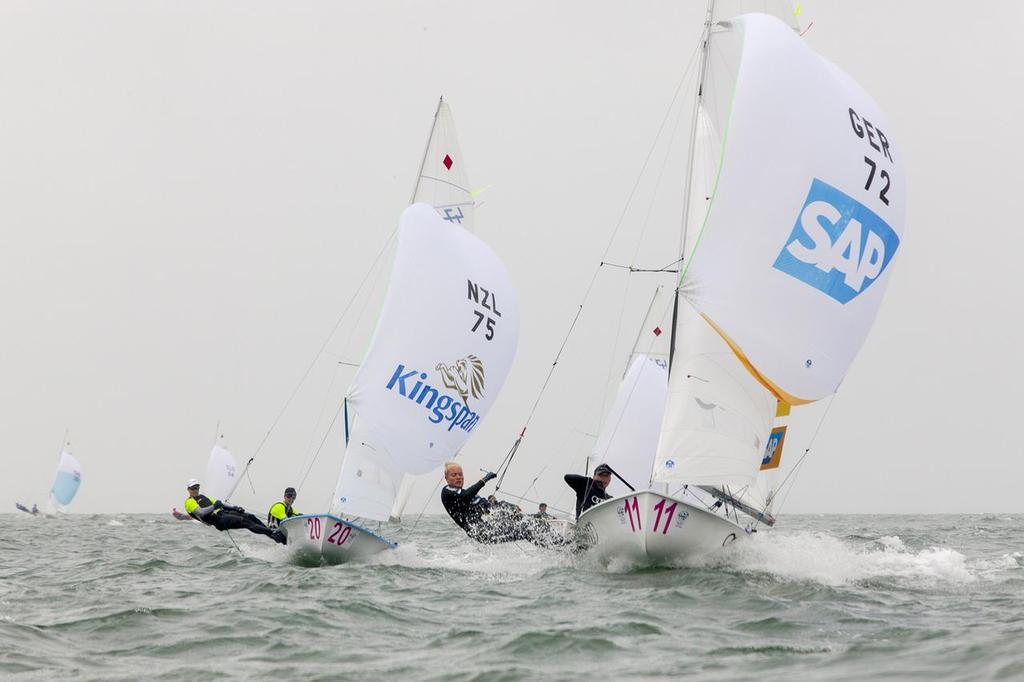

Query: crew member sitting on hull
[440,462,567,547]
[184,479,286,544]
[267,487,300,529]
[564,464,614,520]
[532,503,552,519]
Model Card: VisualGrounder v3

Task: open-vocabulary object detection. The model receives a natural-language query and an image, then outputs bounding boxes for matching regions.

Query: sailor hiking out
[267,487,300,529]
[184,479,286,544]
[440,462,568,547]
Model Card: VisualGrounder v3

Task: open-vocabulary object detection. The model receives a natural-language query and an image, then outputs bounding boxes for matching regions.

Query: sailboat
[279,100,520,564]
[50,448,83,512]
[574,6,906,565]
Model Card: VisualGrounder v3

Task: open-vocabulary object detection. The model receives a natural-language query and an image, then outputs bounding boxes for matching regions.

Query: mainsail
[591,354,668,495]
[411,99,476,230]
[203,444,239,501]
[50,450,82,509]
[332,203,520,521]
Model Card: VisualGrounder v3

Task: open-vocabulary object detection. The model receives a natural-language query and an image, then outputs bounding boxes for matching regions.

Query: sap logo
[386,363,481,433]
[664,459,676,470]
[774,179,899,304]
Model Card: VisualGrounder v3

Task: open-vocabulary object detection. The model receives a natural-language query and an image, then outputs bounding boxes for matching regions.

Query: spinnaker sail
[50,450,82,509]
[332,203,520,521]
[203,444,239,501]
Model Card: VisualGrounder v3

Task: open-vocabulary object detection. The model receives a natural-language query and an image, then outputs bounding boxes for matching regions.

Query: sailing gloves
[483,471,498,482]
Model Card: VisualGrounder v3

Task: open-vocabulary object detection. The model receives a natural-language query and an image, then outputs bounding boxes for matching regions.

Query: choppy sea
[1,513,1022,681]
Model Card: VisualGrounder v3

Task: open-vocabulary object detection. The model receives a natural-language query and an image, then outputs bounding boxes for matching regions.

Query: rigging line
[296,398,348,495]
[772,393,839,516]
[294,360,344,484]
[248,226,398,465]
[492,490,573,517]
[599,257,683,273]
[496,41,702,482]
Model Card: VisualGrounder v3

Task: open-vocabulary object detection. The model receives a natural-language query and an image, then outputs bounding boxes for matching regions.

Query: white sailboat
[575,6,907,565]
[50,448,82,512]
[280,102,520,564]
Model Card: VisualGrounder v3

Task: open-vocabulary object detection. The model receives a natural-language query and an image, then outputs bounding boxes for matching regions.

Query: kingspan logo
[773,178,899,304]
[385,355,484,432]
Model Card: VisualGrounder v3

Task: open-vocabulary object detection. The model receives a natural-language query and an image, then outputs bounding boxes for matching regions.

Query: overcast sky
[1,1,1021,515]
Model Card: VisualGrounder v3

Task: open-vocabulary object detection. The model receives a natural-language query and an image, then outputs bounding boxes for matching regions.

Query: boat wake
[699,530,1023,587]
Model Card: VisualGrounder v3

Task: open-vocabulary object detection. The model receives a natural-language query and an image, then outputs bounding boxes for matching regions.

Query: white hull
[576,490,746,566]
[279,514,396,566]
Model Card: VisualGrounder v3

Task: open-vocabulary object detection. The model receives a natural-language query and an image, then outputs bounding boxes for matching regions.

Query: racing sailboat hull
[279,514,396,566]
[576,490,745,566]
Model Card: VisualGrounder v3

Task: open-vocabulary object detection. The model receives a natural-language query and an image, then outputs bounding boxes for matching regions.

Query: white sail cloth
[653,301,776,487]
[334,203,519,521]
[203,445,239,501]
[50,451,82,508]
[412,100,475,230]
[591,354,668,495]
[681,14,907,404]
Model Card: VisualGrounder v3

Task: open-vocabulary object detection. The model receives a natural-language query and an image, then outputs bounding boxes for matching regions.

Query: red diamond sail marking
[442,154,453,170]
[653,327,662,336]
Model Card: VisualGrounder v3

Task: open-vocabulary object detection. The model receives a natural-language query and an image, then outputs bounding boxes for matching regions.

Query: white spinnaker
[680,14,906,404]
[591,354,668,495]
[333,203,519,521]
[50,450,82,508]
[203,445,239,501]
[412,100,475,230]
[653,300,776,487]
[713,0,801,31]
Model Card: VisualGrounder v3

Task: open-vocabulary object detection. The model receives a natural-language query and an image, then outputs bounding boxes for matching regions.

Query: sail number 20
[306,517,352,546]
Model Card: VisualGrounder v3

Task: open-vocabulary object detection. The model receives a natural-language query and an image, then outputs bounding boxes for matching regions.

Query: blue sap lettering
[431,395,453,423]
[786,201,837,266]
[386,365,418,395]
[773,179,899,304]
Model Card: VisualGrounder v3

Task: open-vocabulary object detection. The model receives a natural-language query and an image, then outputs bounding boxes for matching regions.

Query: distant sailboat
[50,448,82,512]
[279,101,520,564]
[574,6,906,564]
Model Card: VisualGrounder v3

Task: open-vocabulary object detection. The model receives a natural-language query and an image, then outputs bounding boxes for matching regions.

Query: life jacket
[267,502,298,528]
[184,494,220,525]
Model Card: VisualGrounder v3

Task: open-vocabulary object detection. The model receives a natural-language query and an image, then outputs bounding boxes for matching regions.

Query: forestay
[412,100,475,230]
[333,203,519,521]
[591,354,668,495]
[680,13,906,404]
[51,451,82,508]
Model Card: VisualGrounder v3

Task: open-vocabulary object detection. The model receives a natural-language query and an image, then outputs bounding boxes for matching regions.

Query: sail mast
[668,0,716,374]
[408,96,445,204]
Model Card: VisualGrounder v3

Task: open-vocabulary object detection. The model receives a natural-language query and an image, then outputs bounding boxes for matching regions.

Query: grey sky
[1,1,1021,515]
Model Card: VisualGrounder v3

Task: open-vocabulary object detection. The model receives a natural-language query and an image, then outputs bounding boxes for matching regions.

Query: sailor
[532,503,552,519]
[564,464,614,519]
[31,504,38,514]
[441,463,568,547]
[267,487,300,529]
[441,463,496,535]
[184,479,285,544]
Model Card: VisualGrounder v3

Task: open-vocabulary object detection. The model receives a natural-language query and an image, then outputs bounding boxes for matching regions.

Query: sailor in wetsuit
[184,479,286,544]
[564,463,614,520]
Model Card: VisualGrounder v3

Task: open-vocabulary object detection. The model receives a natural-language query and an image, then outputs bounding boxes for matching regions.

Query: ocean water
[1,513,1022,681]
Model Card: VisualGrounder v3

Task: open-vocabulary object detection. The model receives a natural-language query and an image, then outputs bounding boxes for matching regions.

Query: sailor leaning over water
[184,479,286,544]
[440,462,568,547]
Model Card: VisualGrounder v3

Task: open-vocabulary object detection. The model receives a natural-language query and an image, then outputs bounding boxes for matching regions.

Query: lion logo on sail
[436,355,485,406]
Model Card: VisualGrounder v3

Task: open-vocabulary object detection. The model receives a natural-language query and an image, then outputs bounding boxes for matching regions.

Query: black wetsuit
[189,494,286,544]
[564,474,612,519]
[441,480,567,547]
[441,479,491,533]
